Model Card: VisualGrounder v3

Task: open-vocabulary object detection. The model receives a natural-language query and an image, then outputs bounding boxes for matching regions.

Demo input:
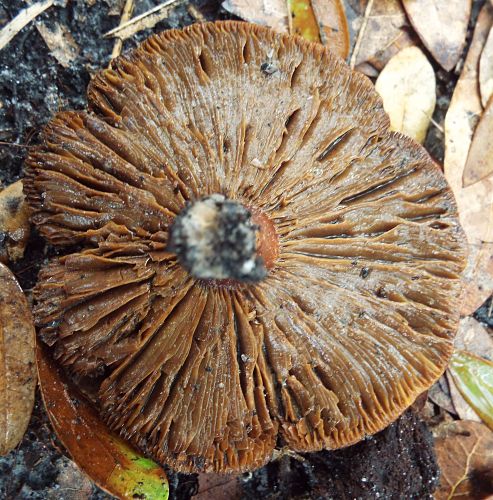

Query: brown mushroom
[24,21,467,473]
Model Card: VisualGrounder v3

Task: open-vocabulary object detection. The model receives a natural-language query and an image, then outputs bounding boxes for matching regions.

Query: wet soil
[0,0,486,499]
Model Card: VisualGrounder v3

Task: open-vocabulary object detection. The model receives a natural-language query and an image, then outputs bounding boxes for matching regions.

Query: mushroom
[25,21,467,473]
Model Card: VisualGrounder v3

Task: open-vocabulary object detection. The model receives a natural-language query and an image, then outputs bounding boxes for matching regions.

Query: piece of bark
[0,263,36,455]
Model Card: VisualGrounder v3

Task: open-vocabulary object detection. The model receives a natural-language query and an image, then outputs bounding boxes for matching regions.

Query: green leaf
[449,349,493,430]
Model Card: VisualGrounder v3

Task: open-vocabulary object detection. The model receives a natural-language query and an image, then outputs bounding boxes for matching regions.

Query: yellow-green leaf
[288,0,320,42]
[449,349,493,430]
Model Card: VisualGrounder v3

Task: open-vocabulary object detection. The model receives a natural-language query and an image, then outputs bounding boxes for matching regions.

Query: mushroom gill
[25,21,467,473]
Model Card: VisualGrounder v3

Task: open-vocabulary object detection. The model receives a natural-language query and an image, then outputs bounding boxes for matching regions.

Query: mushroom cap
[25,21,467,473]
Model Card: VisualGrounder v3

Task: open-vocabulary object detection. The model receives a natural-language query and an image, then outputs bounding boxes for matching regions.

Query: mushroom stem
[168,194,268,282]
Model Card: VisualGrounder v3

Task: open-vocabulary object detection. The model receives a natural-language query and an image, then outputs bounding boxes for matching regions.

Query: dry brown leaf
[375,46,436,143]
[0,180,31,265]
[463,96,493,187]
[221,0,289,33]
[480,26,493,107]
[455,317,493,361]
[351,0,412,68]
[403,0,471,72]
[46,457,94,499]
[0,263,36,455]
[311,0,349,59]
[364,27,419,74]
[446,370,482,423]
[433,420,493,500]
[444,2,493,315]
[428,376,456,415]
[36,21,80,68]
[195,473,241,500]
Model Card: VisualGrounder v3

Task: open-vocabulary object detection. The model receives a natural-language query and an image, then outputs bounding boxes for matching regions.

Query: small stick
[0,0,54,51]
[430,117,444,134]
[104,0,179,39]
[349,0,374,69]
[187,4,206,23]
[109,0,135,64]
[0,141,31,149]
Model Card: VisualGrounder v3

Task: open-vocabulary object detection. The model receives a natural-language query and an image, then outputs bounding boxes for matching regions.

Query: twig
[0,0,55,51]
[430,117,444,134]
[104,0,180,39]
[349,0,374,69]
[0,141,32,149]
[187,4,206,23]
[109,0,135,64]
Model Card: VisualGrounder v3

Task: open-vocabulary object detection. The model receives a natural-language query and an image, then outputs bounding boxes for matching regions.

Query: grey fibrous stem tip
[168,194,267,283]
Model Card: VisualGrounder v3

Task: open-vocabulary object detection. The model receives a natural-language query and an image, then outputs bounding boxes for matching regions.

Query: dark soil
[0,0,487,499]
[241,410,439,500]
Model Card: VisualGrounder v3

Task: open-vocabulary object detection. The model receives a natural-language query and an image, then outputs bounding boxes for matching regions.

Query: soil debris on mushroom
[24,21,467,473]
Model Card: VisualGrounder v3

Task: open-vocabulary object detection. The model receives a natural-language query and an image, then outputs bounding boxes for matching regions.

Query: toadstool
[25,21,467,473]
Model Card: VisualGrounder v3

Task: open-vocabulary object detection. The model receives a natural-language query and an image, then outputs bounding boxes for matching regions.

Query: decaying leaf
[222,0,289,33]
[480,26,493,107]
[311,0,349,58]
[0,180,31,264]
[444,2,493,315]
[375,46,436,143]
[363,27,419,75]
[36,21,80,68]
[37,345,169,500]
[449,350,493,430]
[433,420,493,500]
[463,96,493,187]
[428,376,456,415]
[454,316,493,361]
[0,263,36,455]
[195,473,241,500]
[402,0,471,72]
[351,0,413,69]
[446,370,482,423]
[288,0,320,42]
